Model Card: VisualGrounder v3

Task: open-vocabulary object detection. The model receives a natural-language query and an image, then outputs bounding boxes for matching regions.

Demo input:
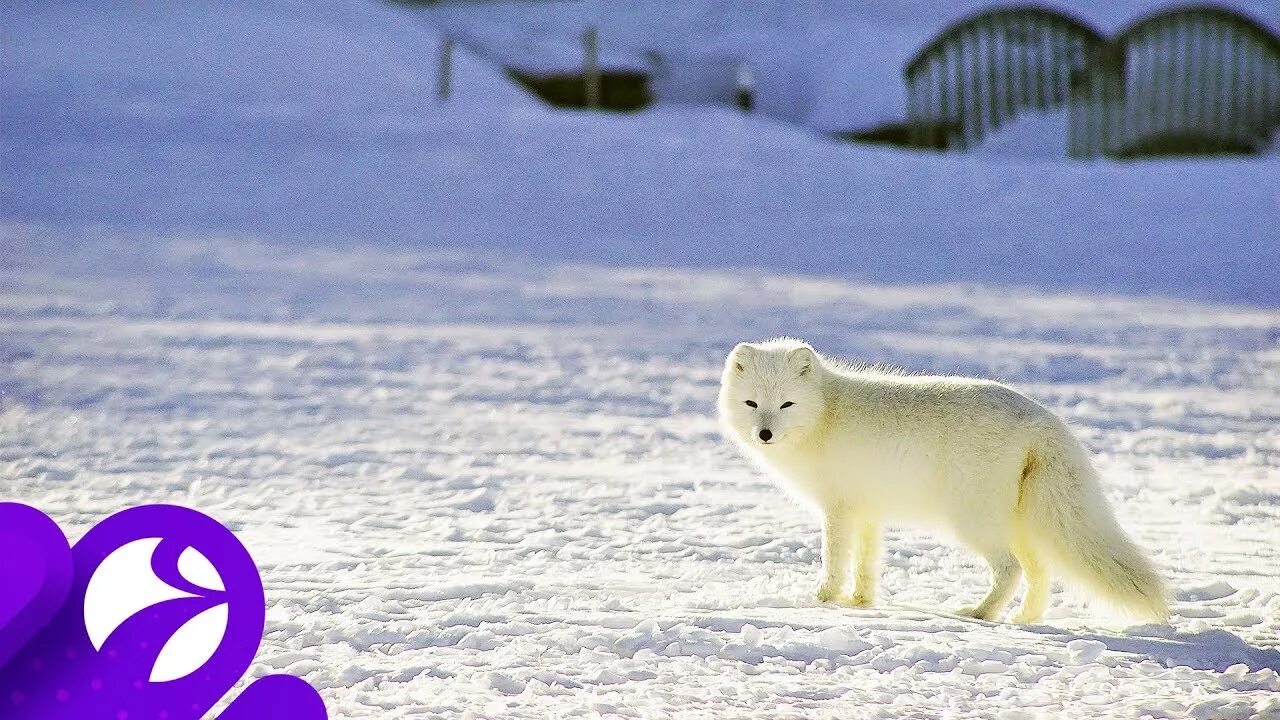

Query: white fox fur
[718,338,1167,623]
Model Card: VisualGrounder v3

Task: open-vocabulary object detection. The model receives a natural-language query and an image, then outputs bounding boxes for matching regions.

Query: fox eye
[780,401,794,409]
[744,400,757,408]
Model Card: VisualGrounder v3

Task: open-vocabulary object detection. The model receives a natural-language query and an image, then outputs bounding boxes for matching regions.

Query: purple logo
[0,503,326,719]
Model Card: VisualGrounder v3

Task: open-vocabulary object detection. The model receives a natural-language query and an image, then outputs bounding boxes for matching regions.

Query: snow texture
[3,0,1278,306]
[3,228,1279,719]
[2,0,1280,718]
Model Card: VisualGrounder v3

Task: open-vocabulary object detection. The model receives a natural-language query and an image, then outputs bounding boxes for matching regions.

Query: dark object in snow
[1108,131,1259,158]
[835,121,955,150]
[507,69,652,111]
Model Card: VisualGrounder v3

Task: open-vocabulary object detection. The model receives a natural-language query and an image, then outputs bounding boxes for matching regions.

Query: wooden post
[1131,41,1147,146]
[1263,53,1279,137]
[1245,49,1260,133]
[1018,14,1033,107]
[968,25,981,146]
[1033,24,1047,109]
[1048,26,1062,104]
[1068,65,1084,157]
[1002,17,1016,117]
[1174,21,1188,135]
[1177,18,1191,140]
[1192,15,1209,142]
[1224,26,1239,140]
[985,18,1000,137]
[584,27,601,109]
[906,69,920,148]
[939,47,952,149]
[1154,25,1169,136]
[1099,45,1121,156]
[437,36,453,100]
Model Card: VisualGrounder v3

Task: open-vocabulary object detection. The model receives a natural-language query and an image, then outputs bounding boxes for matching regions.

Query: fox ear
[787,346,816,376]
[728,343,754,374]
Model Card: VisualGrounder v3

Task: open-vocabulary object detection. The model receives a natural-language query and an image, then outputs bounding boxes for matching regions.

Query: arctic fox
[718,338,1167,623]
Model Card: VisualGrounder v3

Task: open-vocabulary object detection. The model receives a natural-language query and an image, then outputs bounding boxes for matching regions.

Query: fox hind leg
[1011,541,1049,624]
[957,548,1022,621]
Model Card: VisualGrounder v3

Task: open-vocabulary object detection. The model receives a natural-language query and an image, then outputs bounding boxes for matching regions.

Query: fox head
[718,339,825,449]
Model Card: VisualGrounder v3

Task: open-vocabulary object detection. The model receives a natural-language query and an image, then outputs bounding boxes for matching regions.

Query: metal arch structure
[903,4,1280,157]
[904,6,1107,150]
[1070,4,1280,157]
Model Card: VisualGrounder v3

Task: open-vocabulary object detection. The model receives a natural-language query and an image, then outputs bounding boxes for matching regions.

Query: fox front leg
[815,505,854,603]
[849,522,880,608]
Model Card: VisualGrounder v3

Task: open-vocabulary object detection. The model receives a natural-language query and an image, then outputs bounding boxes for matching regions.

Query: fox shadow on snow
[1026,623,1280,673]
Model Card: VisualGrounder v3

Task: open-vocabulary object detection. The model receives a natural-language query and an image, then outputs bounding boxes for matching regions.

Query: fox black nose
[758,429,772,442]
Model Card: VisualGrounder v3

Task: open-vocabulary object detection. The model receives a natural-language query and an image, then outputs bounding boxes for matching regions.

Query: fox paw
[814,582,844,603]
[955,605,1004,621]
[845,591,875,609]
[829,594,874,609]
[1010,610,1043,625]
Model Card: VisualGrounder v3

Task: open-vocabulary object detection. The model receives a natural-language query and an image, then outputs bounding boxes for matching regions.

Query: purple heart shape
[218,674,328,719]
[0,504,326,718]
[0,504,266,719]
[0,503,73,669]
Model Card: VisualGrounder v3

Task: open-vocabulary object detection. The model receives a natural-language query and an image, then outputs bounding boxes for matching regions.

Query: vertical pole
[1210,21,1227,148]
[1154,24,1170,136]
[1194,16,1211,145]
[968,25,982,146]
[923,60,936,148]
[1181,18,1192,143]
[1274,55,1280,133]
[1068,61,1084,157]
[1180,17,1194,145]
[907,69,919,147]
[906,67,916,146]
[1131,40,1146,148]
[1263,53,1279,139]
[1100,45,1118,157]
[1206,20,1221,141]
[1002,17,1016,118]
[1083,57,1098,157]
[1085,47,1100,158]
[985,18,1000,135]
[740,61,754,112]
[1245,48,1259,134]
[939,47,952,149]
[437,36,454,100]
[1223,26,1238,142]
[969,25,982,143]
[1051,26,1065,104]
[1018,13,1033,108]
[1252,46,1265,135]
[1236,30,1248,139]
[1117,42,1132,153]
[584,26,601,109]
[1033,23,1048,109]
[1162,30,1172,139]
[954,40,968,149]
[1175,20,1189,138]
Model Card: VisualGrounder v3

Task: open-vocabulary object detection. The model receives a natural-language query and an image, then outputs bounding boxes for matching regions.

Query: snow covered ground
[4,0,1279,305]
[3,227,1279,719]
[3,0,1280,717]
[425,0,1280,130]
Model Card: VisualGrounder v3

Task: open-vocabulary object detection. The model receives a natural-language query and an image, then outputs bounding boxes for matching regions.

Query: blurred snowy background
[2,1,1279,718]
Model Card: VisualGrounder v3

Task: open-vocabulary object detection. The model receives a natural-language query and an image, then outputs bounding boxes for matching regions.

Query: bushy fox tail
[1019,427,1168,621]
